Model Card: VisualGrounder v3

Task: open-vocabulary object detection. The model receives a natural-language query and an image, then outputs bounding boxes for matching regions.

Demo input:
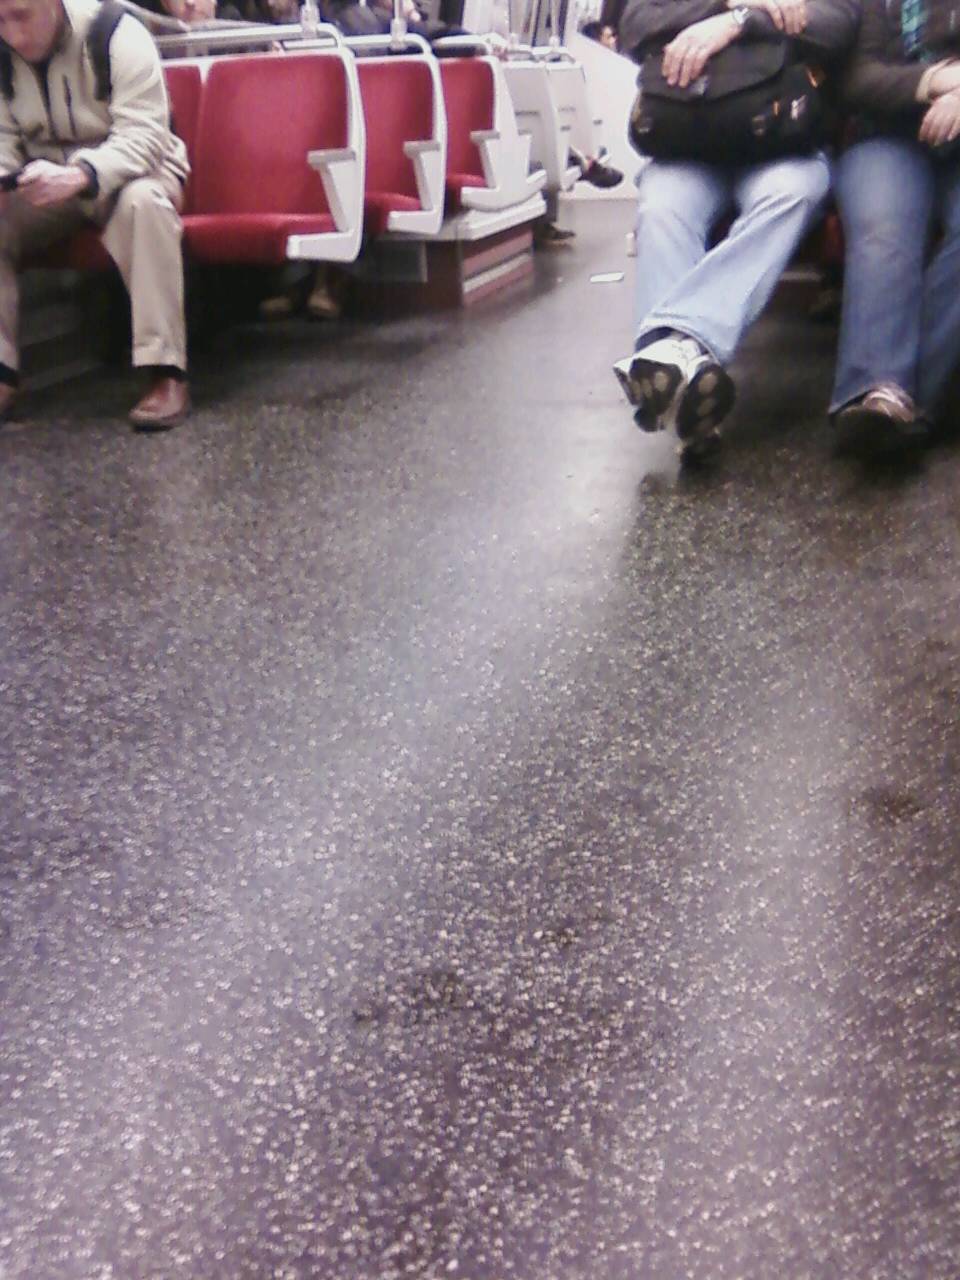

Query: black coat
[617,0,860,67]
[843,0,960,124]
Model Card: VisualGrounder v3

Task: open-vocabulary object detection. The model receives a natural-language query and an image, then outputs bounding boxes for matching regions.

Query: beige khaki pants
[0,169,187,373]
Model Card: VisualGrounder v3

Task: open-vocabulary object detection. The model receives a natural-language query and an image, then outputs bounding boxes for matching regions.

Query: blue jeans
[633,151,831,365]
[831,136,960,415]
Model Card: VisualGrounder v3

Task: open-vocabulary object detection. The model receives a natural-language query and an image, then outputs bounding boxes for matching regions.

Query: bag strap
[0,42,12,101]
[88,0,128,102]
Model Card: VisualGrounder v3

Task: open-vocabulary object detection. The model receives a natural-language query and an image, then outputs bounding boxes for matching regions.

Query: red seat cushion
[183,212,336,264]
[444,172,485,213]
[819,211,845,268]
[362,192,423,238]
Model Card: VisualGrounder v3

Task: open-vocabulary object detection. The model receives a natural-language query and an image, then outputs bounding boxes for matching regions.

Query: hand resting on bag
[735,0,807,38]
[662,14,743,88]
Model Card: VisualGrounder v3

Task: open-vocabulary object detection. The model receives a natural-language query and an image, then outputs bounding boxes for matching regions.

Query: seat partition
[439,56,545,213]
[501,59,585,197]
[355,56,446,237]
[184,51,365,264]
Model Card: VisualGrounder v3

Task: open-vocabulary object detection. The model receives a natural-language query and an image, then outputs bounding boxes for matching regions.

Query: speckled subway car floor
[1,203,959,1280]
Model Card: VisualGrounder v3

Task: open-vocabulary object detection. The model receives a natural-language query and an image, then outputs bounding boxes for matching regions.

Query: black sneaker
[581,157,624,189]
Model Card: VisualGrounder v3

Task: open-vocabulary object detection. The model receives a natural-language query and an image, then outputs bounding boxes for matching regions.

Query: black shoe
[833,384,928,457]
[536,221,576,248]
[580,157,624,189]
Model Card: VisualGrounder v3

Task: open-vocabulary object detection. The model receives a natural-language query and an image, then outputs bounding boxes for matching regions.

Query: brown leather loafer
[129,376,190,432]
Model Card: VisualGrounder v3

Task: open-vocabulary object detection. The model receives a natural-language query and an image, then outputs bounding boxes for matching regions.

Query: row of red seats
[37,48,545,274]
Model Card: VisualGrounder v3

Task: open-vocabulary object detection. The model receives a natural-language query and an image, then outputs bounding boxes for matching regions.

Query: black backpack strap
[88,0,128,102]
[0,44,13,101]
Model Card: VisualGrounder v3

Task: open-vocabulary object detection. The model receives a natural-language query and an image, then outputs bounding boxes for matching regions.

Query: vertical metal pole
[548,0,560,48]
[300,0,319,36]
[506,0,519,42]
[519,0,535,43]
[391,0,407,47]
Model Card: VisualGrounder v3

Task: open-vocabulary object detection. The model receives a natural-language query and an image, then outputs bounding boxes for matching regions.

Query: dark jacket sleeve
[600,0,630,34]
[842,0,927,113]
[617,0,728,62]
[740,0,860,64]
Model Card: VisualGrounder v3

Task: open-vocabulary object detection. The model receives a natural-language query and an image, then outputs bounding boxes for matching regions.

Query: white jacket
[0,0,189,199]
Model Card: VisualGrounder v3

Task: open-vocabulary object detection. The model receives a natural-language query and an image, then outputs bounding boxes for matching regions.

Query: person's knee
[110,178,181,230]
[636,171,715,243]
[749,160,831,221]
[840,200,923,255]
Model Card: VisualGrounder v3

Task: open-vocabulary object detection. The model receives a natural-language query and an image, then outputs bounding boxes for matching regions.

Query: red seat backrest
[439,58,494,180]
[163,62,203,207]
[190,53,349,216]
[356,59,433,199]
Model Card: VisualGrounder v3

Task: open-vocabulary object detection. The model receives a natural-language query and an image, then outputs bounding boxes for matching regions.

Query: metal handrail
[343,31,433,56]
[430,33,574,63]
[153,20,344,56]
[430,34,496,55]
[526,45,577,62]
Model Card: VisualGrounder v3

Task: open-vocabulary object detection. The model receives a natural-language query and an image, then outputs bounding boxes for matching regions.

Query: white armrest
[306,146,360,234]
[458,129,545,211]
[307,146,357,166]
[402,139,444,219]
[403,140,442,156]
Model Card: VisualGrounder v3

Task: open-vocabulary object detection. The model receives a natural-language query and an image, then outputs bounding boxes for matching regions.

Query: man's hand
[732,0,807,36]
[926,61,960,99]
[662,14,742,88]
[919,91,960,147]
[16,160,90,208]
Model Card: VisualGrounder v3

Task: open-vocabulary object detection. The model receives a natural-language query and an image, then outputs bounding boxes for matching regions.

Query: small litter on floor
[590,272,625,284]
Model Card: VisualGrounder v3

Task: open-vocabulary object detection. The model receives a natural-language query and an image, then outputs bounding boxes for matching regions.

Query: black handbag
[628,40,825,164]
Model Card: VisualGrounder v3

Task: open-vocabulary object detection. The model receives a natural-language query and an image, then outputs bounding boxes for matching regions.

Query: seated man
[613,0,858,460]
[0,0,190,430]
